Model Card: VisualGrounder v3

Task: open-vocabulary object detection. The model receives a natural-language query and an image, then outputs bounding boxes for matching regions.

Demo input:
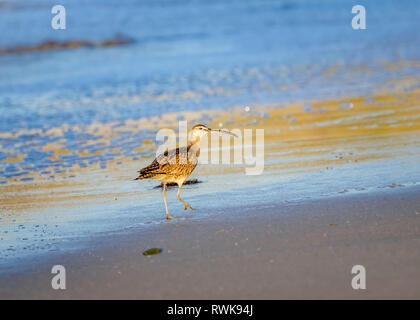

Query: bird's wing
[137,146,190,176]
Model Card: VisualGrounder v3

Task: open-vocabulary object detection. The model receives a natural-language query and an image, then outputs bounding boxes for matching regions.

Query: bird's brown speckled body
[135,124,236,220]
[135,144,200,185]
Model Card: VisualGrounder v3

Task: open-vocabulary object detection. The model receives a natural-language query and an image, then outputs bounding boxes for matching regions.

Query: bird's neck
[188,135,201,147]
[187,138,201,157]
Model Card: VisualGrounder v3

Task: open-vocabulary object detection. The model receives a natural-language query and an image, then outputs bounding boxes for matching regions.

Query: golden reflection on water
[0,86,419,214]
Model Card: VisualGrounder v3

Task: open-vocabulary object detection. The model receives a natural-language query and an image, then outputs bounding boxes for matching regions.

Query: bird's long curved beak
[209,128,238,138]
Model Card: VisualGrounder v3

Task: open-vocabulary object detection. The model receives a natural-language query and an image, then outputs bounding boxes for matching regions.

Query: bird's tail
[134,172,165,180]
[134,173,150,180]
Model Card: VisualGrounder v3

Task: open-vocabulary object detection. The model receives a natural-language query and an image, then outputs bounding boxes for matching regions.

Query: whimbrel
[135,124,237,220]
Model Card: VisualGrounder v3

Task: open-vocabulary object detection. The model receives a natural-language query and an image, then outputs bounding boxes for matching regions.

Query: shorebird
[135,124,237,220]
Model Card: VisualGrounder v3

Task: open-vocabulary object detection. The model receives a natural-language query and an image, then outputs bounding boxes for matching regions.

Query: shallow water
[0,0,419,272]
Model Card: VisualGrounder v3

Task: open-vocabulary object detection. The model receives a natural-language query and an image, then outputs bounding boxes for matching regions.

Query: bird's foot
[184,203,195,211]
[166,215,177,220]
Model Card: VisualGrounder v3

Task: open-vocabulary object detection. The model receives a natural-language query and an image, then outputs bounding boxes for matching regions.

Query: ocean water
[1,0,419,132]
[0,0,419,273]
[0,0,419,181]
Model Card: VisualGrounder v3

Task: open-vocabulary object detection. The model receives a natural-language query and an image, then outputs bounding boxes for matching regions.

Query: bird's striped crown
[191,124,209,131]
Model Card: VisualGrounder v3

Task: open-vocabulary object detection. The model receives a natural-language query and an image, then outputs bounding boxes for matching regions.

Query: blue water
[1,0,419,132]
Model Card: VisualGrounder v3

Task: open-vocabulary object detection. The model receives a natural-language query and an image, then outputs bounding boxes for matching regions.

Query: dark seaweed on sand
[143,248,163,256]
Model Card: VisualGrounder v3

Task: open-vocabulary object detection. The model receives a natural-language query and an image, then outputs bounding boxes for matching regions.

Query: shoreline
[0,153,418,276]
[1,185,419,299]
[1,0,419,301]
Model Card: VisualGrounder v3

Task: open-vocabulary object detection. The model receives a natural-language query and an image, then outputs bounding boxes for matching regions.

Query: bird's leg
[176,183,195,211]
[162,183,175,220]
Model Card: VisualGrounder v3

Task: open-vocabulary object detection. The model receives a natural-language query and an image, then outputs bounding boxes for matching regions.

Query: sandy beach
[1,84,419,299]
[1,185,419,299]
[1,0,420,300]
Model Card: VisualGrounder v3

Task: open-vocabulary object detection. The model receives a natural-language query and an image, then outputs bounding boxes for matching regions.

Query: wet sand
[0,85,419,297]
[2,87,419,211]
[1,185,419,299]
[0,34,135,55]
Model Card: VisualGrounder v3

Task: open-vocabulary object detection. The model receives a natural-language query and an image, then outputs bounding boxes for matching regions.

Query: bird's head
[189,123,237,144]
[189,124,211,141]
